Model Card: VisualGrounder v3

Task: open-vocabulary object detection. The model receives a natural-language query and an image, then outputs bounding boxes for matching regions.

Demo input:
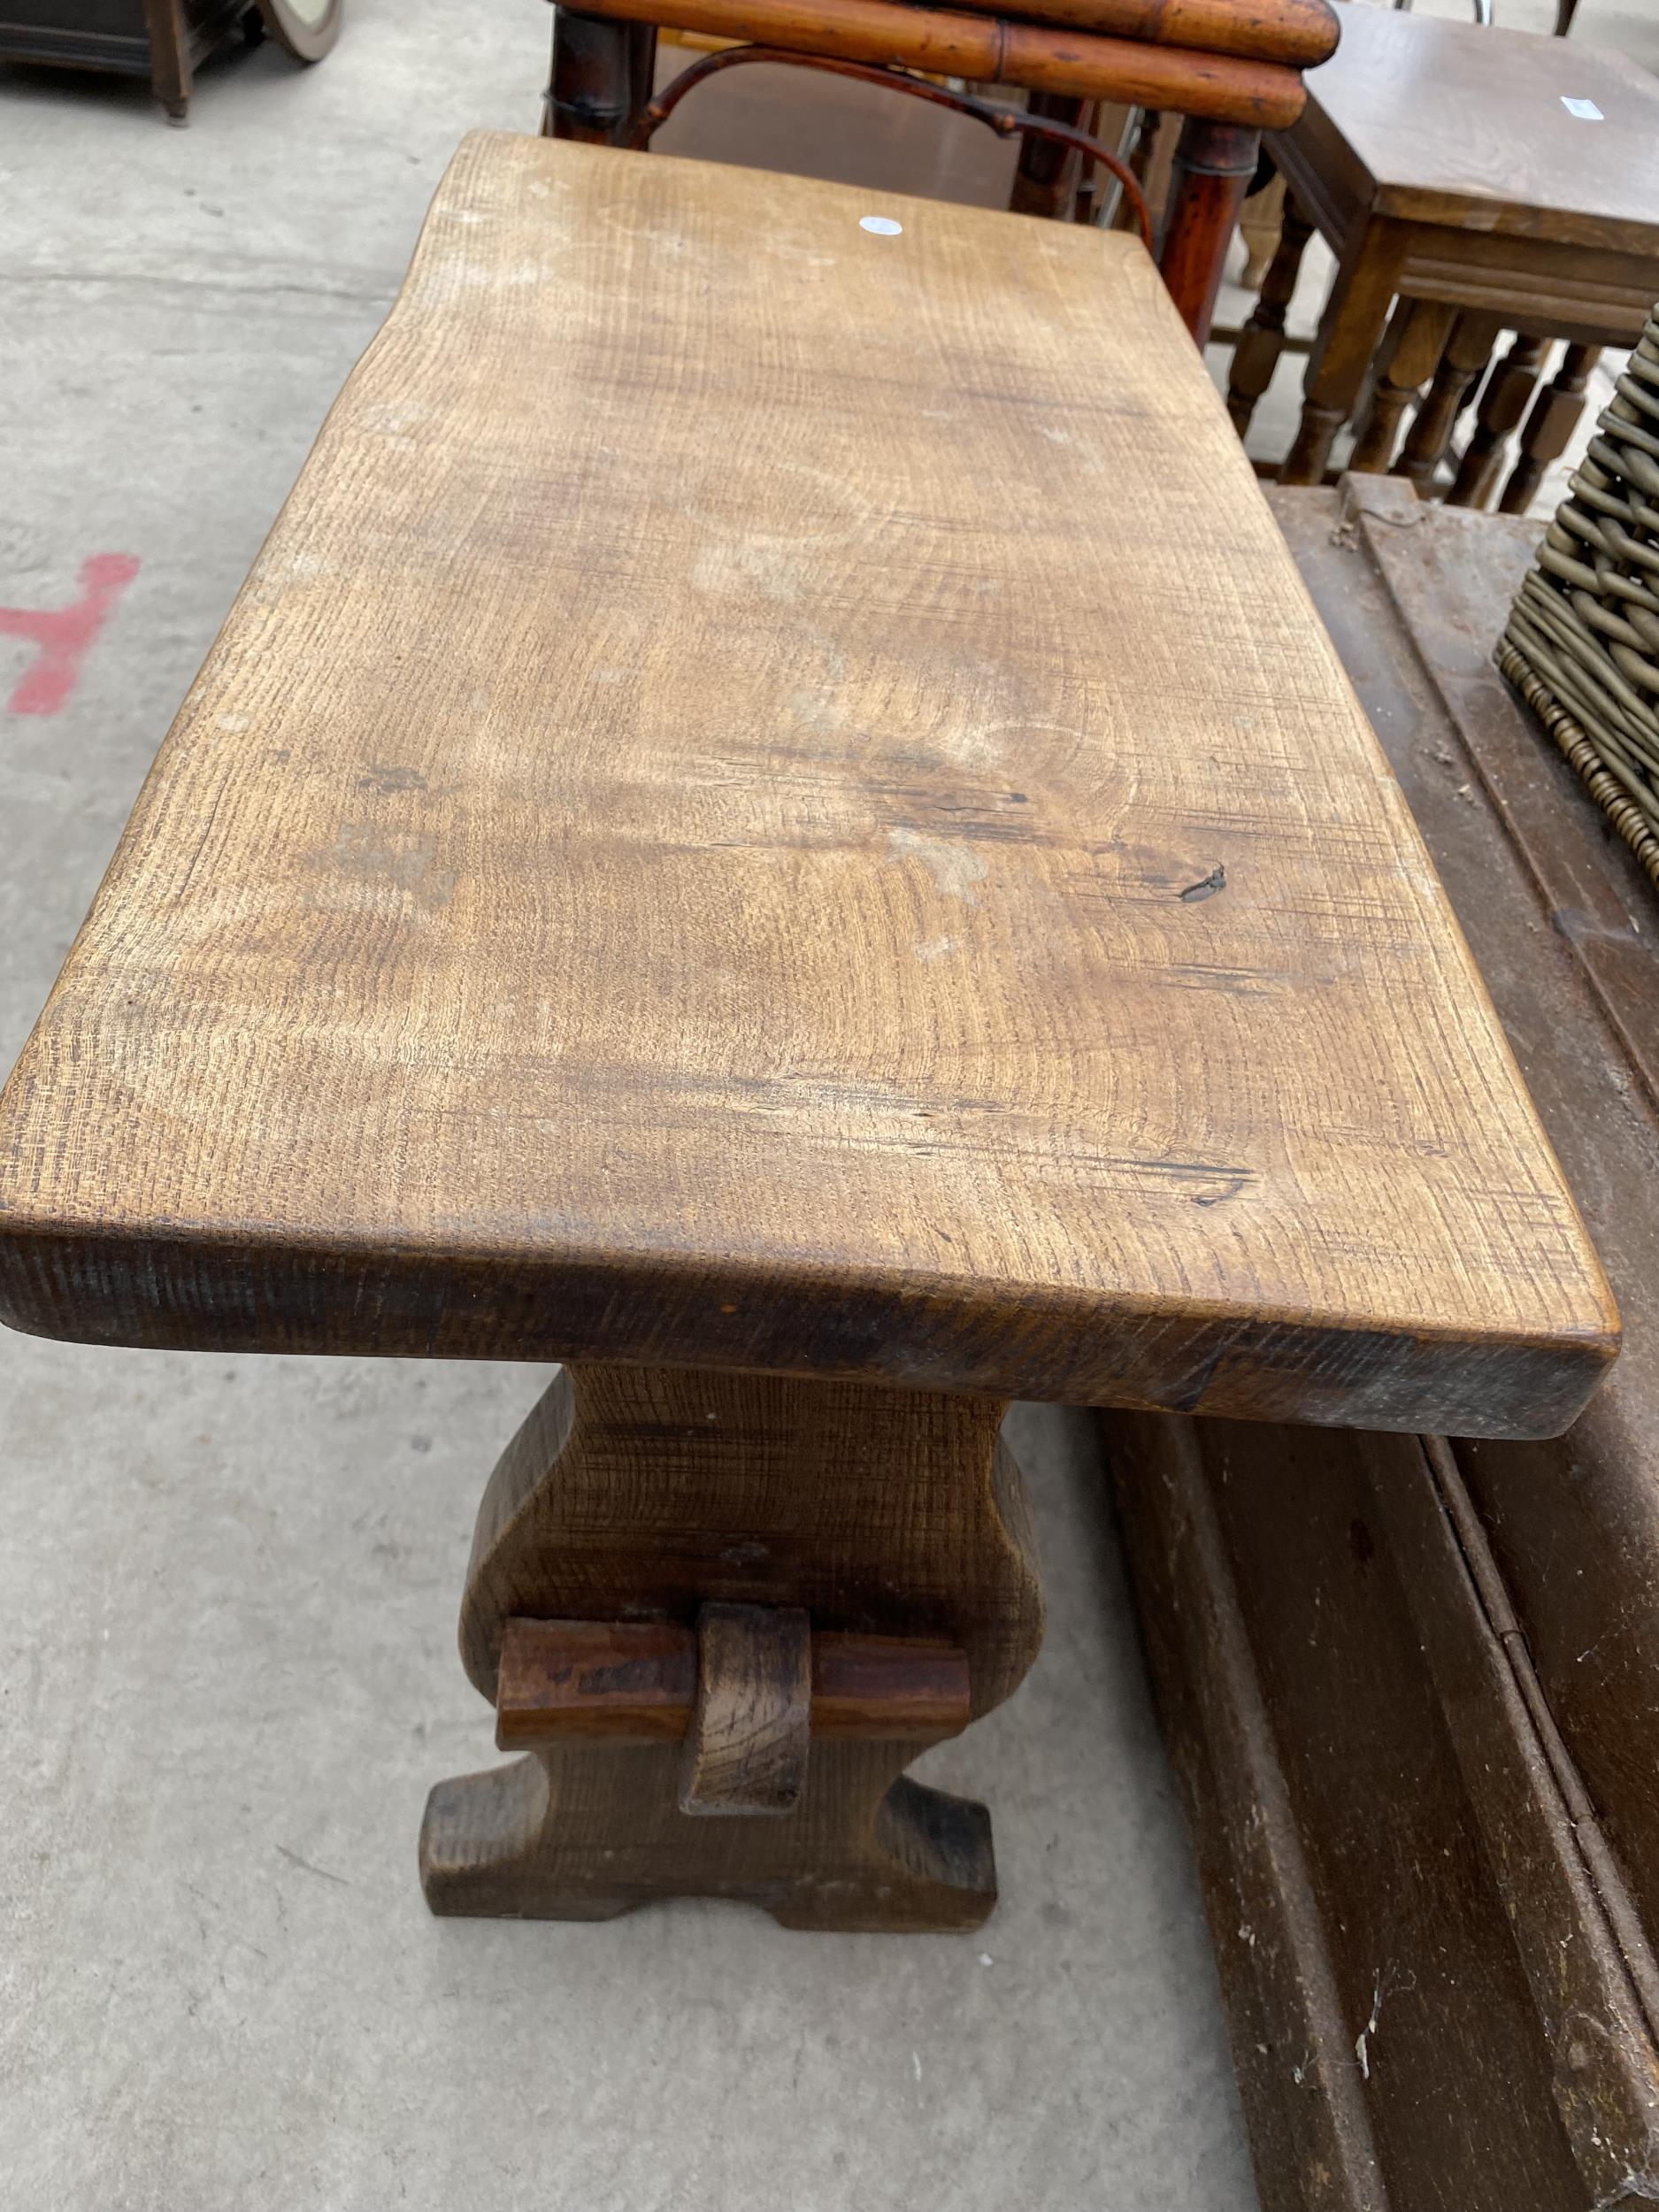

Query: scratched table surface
[0,134,1618,1438]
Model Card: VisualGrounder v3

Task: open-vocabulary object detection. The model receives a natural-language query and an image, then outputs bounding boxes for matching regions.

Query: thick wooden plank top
[0,134,1617,1436]
[1296,6,1659,254]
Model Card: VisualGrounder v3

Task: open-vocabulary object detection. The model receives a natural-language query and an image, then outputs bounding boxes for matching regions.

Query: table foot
[421,1745,997,1931]
[421,1362,1043,1932]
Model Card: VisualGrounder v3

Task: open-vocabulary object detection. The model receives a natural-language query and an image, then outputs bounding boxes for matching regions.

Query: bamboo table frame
[541,0,1340,343]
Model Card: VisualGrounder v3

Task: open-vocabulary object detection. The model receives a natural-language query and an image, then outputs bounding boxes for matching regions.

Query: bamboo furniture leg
[1227,186,1314,434]
[1157,117,1261,349]
[1448,334,1551,508]
[1498,341,1598,515]
[1392,309,1502,490]
[626,20,658,116]
[547,8,655,143]
[420,1363,1044,1931]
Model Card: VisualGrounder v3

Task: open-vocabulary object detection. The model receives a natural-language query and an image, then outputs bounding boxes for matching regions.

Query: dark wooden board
[1271,476,1659,1960]
[1108,479,1659,2210]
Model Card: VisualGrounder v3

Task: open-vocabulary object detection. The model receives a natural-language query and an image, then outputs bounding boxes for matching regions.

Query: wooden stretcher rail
[894,0,1339,70]
[495,1616,973,1748]
[572,0,1309,126]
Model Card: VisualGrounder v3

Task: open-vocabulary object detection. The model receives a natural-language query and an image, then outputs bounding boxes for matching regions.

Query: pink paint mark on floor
[0,553,142,716]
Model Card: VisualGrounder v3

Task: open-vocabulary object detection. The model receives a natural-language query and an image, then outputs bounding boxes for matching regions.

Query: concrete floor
[0,9,1256,2208]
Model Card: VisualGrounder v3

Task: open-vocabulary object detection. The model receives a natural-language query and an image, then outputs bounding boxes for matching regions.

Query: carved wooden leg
[1227,187,1314,436]
[1010,93,1087,221]
[1281,224,1401,487]
[1349,297,1455,473]
[545,8,651,144]
[1239,170,1286,293]
[420,1363,1044,1932]
[1499,342,1599,515]
[1393,310,1502,490]
[1448,334,1549,508]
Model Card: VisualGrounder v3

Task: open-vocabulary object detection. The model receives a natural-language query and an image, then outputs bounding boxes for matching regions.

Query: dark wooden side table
[0,0,339,121]
[1228,5,1659,503]
[0,134,1617,1933]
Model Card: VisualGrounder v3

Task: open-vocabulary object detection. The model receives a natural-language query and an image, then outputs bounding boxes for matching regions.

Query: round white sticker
[859,216,903,236]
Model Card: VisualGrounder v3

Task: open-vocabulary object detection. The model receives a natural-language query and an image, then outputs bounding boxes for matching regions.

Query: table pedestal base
[422,1742,996,1931]
[419,1361,1045,1932]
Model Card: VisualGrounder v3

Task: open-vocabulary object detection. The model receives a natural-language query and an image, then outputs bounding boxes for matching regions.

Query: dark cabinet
[0,0,338,120]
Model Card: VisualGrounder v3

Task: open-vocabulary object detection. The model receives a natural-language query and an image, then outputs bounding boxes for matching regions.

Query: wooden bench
[0,134,1616,1932]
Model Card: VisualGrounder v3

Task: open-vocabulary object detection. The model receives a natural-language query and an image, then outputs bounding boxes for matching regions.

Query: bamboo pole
[903,0,1337,71]
[566,0,1308,127]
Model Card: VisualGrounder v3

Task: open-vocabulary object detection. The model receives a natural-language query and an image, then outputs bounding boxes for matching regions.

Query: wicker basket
[1497,314,1659,892]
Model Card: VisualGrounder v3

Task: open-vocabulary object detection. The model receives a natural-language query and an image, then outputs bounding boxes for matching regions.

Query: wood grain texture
[1103,473,1659,2169]
[1307,479,1659,2032]
[1295,6,1659,256]
[795,0,1342,69]
[678,1602,810,1815]
[0,133,1617,1437]
[1102,497,1659,2178]
[453,1365,1041,1714]
[495,1617,972,1746]
[421,1361,1041,1928]
[422,1734,1002,1928]
[497,1617,695,1743]
[1109,1407,1648,2211]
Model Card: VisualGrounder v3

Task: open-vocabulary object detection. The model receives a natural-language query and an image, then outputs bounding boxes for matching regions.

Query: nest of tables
[1500,313,1659,892]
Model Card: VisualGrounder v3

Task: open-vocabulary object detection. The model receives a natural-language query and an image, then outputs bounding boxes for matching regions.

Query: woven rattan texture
[1500,315,1659,892]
